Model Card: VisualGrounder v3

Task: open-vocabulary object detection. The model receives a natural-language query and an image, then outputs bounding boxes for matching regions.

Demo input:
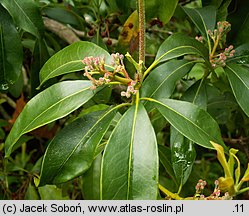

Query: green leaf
[225,63,249,117]
[0,5,22,91]
[82,154,102,200]
[182,6,216,48]
[148,98,226,149]
[43,6,84,27]
[145,0,178,24]
[170,126,196,186]
[92,86,112,104]
[141,60,195,106]
[158,145,177,185]
[148,33,211,74]
[207,86,237,124]
[30,39,50,96]
[100,103,158,200]
[181,79,207,110]
[5,80,98,157]
[39,108,117,185]
[25,184,39,200]
[229,43,249,65]
[38,185,69,200]
[216,0,232,21]
[0,0,44,38]
[39,41,111,86]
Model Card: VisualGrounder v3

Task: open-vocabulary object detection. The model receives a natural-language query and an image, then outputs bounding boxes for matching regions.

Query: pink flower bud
[99,77,105,82]
[214,180,219,186]
[121,91,126,97]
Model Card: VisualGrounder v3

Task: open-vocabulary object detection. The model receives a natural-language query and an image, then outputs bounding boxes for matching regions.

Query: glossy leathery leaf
[0,5,22,91]
[181,80,207,110]
[30,39,50,96]
[158,145,177,185]
[39,108,117,185]
[229,44,249,65]
[216,0,232,21]
[100,103,158,200]
[145,0,178,24]
[141,60,194,107]
[0,0,44,38]
[43,6,84,27]
[182,6,216,50]
[5,81,98,157]
[170,126,196,186]
[39,41,111,86]
[38,185,69,200]
[149,98,226,150]
[154,33,210,69]
[225,63,249,117]
[82,155,102,200]
[207,87,237,124]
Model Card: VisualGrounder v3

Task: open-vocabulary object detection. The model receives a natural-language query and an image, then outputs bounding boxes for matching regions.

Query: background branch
[43,17,80,44]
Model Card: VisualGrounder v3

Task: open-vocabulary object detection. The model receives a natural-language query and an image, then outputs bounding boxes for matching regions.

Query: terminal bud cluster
[82,53,138,98]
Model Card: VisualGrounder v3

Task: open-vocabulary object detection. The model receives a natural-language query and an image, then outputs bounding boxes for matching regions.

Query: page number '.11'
[234,204,243,213]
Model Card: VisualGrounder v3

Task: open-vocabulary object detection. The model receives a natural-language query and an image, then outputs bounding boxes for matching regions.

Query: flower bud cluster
[208,21,231,42]
[195,179,207,193]
[82,55,113,87]
[82,56,105,73]
[195,36,203,42]
[210,45,235,68]
[194,179,232,200]
[82,54,138,98]
[210,179,221,198]
[121,81,137,98]
[204,21,236,68]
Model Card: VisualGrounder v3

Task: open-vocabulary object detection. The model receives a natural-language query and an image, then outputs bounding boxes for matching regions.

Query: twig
[0,106,11,120]
[0,94,16,109]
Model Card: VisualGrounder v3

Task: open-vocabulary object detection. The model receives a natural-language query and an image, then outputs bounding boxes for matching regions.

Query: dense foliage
[0,0,249,200]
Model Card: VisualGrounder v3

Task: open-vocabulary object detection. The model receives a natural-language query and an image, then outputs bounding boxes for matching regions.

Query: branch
[43,17,80,44]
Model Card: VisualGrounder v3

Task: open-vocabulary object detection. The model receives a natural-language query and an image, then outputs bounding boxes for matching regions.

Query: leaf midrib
[147,61,194,99]
[154,99,218,146]
[40,59,82,85]
[8,84,91,149]
[13,0,38,36]
[51,107,116,178]
[227,65,249,91]
[127,104,139,199]
[157,45,203,63]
